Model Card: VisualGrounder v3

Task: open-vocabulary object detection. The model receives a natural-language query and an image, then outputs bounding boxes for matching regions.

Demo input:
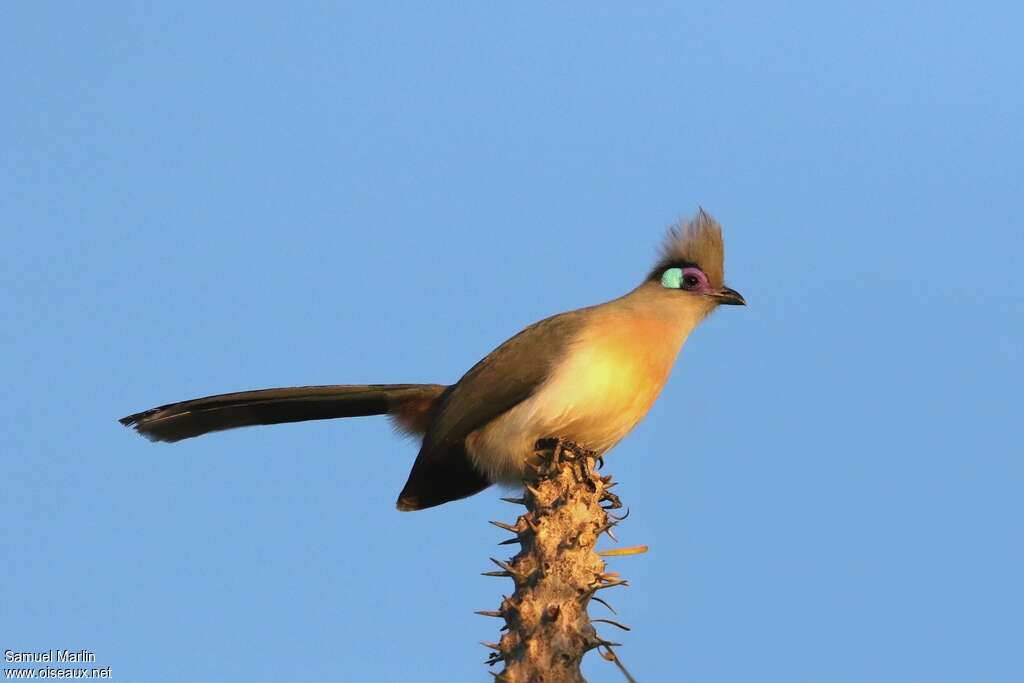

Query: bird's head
[647,208,745,309]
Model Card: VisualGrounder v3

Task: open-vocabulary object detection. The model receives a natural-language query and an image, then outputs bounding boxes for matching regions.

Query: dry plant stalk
[480,439,637,683]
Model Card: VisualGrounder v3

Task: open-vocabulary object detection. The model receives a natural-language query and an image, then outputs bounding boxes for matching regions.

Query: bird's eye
[681,267,707,290]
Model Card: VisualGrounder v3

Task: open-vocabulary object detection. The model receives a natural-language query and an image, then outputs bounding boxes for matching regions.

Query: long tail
[119,384,447,443]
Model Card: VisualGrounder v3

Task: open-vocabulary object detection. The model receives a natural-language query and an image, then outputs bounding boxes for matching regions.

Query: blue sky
[2,3,1021,681]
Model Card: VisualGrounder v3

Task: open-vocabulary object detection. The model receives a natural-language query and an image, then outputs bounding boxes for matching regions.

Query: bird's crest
[649,208,726,288]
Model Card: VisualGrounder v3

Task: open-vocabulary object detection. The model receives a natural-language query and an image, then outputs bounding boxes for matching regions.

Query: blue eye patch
[660,267,683,289]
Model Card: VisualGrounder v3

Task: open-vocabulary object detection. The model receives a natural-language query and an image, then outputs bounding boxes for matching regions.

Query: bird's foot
[534,438,606,488]
[534,437,597,461]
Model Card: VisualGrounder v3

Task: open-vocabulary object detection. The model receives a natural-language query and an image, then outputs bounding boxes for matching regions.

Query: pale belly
[465,317,686,484]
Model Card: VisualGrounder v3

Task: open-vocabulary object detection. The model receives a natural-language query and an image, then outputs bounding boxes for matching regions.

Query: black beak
[713,286,746,306]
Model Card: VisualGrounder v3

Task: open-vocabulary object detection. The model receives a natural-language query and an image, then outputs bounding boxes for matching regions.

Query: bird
[120,209,744,511]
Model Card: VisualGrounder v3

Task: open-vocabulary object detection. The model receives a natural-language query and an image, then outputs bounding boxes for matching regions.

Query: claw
[598,644,638,683]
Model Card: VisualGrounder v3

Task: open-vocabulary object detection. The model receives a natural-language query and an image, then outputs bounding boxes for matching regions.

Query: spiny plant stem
[480,439,637,683]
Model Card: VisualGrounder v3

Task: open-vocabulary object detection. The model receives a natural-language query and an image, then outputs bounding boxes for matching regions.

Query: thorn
[500,496,526,505]
[598,544,648,557]
[489,557,515,573]
[480,641,501,651]
[599,644,638,683]
[590,595,617,614]
[498,537,520,546]
[482,570,512,578]
[475,610,503,618]
[608,507,630,521]
[490,520,518,533]
[592,618,631,631]
[597,522,620,542]
[524,482,542,498]
[499,596,518,616]
[597,639,623,647]
[592,578,629,591]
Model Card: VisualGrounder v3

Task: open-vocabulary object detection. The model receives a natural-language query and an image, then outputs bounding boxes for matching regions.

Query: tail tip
[396,496,423,512]
[118,410,165,441]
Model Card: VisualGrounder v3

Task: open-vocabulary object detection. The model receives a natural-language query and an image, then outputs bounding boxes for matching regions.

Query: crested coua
[120,210,745,510]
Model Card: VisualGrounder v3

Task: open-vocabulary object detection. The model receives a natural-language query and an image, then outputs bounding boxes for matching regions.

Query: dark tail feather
[119,384,447,443]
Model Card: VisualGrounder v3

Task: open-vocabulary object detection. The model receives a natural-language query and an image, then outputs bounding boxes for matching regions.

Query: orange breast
[541,313,685,451]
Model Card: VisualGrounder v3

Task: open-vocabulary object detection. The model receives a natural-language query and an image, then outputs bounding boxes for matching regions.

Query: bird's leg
[534,437,570,471]
[546,440,600,488]
[534,439,604,488]
[576,449,603,481]
[572,442,598,461]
